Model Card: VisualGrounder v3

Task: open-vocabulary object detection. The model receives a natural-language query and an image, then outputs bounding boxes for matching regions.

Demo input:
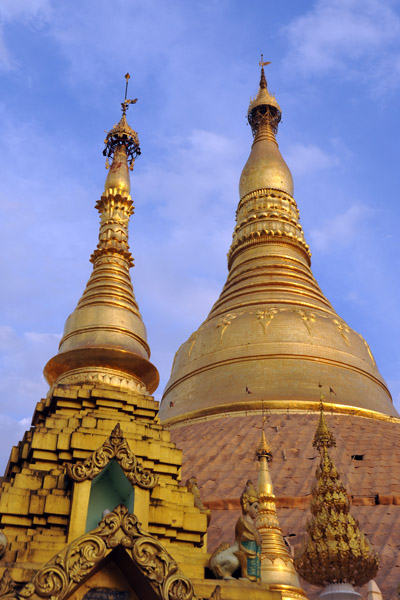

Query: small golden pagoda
[255,428,307,599]
[295,403,378,594]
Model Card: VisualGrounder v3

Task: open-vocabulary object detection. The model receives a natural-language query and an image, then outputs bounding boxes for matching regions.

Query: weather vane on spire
[121,72,137,116]
[103,73,141,171]
[259,54,271,68]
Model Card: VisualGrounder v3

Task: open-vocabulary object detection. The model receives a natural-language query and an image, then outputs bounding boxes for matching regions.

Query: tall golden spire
[295,404,378,588]
[160,59,394,425]
[44,74,159,394]
[255,425,308,599]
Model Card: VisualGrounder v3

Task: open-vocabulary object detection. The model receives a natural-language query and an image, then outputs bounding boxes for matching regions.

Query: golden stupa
[159,60,396,424]
[159,60,400,598]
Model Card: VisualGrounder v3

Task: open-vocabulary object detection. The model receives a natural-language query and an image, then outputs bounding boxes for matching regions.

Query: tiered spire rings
[255,425,307,599]
[295,404,379,587]
[44,74,159,394]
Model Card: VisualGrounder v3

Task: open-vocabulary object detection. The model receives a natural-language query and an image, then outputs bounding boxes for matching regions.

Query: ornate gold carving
[0,570,16,600]
[56,368,148,394]
[103,74,140,171]
[332,318,350,346]
[187,326,204,357]
[294,309,316,335]
[256,308,278,335]
[90,192,134,266]
[8,506,197,600]
[216,313,237,341]
[67,424,157,490]
[295,406,379,587]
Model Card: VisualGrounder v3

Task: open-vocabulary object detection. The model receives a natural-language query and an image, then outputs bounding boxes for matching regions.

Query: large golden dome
[159,66,396,423]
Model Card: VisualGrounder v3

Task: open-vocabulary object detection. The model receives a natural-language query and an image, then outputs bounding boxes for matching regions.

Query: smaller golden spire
[44,74,159,394]
[313,399,336,450]
[255,426,307,597]
[295,407,379,588]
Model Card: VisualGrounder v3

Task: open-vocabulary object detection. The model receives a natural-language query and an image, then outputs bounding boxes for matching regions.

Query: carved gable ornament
[0,505,197,600]
[66,423,157,490]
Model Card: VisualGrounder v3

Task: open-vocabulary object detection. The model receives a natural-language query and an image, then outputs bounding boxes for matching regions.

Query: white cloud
[0,0,51,70]
[309,204,371,251]
[282,0,400,90]
[286,142,340,177]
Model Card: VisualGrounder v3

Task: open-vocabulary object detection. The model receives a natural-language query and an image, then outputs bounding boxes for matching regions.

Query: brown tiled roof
[171,412,400,599]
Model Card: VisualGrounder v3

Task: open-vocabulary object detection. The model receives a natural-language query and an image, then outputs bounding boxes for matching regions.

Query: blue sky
[0,0,399,472]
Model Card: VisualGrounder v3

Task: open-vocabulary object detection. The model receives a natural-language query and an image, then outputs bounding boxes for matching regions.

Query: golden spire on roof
[255,425,307,598]
[295,407,379,588]
[44,74,159,395]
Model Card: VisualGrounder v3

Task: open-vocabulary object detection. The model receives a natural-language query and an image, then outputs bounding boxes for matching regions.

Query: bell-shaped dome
[159,66,396,423]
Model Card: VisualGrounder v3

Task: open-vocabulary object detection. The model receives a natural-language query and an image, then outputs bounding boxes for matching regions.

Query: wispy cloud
[282,0,400,93]
[286,142,340,177]
[309,204,371,252]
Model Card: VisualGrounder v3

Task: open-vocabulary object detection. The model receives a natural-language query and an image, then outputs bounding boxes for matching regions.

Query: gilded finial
[313,396,336,450]
[256,429,272,462]
[248,56,281,137]
[258,54,271,89]
[256,404,272,461]
[295,401,379,587]
[103,73,141,172]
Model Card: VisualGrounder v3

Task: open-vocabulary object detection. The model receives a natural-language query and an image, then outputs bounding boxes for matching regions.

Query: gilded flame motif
[67,423,157,490]
[295,405,379,587]
[0,505,198,600]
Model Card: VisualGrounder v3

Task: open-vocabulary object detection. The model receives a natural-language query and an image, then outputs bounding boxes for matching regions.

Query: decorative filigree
[216,313,237,341]
[57,369,148,394]
[103,74,140,170]
[0,570,17,600]
[66,424,157,490]
[294,309,316,335]
[256,308,278,336]
[90,194,134,266]
[10,506,197,600]
[332,319,350,346]
[295,412,379,587]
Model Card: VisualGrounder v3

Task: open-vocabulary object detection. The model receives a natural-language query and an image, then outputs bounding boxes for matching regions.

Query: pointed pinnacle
[313,405,336,450]
[256,429,273,462]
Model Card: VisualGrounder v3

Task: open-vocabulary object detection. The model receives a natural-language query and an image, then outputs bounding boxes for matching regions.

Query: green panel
[85,460,135,532]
